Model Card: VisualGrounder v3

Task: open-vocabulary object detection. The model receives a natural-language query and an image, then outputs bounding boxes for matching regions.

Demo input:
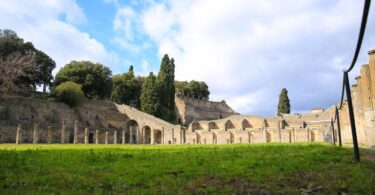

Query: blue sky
[1,0,375,116]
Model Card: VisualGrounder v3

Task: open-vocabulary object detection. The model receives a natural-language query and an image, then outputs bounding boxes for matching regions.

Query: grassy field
[0,143,374,194]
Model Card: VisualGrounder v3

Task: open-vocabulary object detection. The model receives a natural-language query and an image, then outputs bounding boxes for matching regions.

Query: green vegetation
[55,81,84,107]
[155,54,176,123]
[0,143,374,194]
[55,61,112,99]
[140,72,160,115]
[111,65,143,108]
[0,29,55,95]
[175,80,210,100]
[278,88,291,114]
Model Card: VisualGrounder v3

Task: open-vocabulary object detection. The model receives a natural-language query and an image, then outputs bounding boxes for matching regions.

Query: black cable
[339,72,346,109]
[345,0,371,73]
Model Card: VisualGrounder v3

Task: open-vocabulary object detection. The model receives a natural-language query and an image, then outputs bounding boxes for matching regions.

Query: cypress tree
[277,88,291,114]
[140,72,160,115]
[155,54,176,123]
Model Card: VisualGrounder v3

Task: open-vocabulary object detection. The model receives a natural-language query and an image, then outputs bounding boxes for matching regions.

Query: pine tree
[140,72,160,115]
[277,88,291,114]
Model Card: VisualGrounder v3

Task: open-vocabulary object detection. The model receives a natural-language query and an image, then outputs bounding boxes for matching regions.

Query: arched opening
[126,120,139,144]
[154,130,162,144]
[266,131,272,143]
[230,132,235,144]
[192,122,203,132]
[143,126,151,144]
[225,120,235,131]
[208,122,219,131]
[242,119,251,130]
[88,133,94,143]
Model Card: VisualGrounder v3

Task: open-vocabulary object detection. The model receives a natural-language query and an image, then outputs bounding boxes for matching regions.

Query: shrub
[55,81,84,107]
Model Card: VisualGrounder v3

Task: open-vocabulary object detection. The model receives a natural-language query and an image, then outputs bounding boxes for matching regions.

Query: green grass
[0,143,374,194]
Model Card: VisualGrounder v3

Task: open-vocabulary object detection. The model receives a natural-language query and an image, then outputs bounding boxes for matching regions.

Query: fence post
[344,72,360,161]
[335,107,342,147]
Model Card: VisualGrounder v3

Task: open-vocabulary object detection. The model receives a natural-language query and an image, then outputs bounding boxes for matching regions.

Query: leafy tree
[35,50,56,93]
[140,72,160,115]
[55,61,112,99]
[155,54,176,123]
[0,29,56,94]
[175,80,210,100]
[277,88,291,114]
[111,65,142,108]
[55,81,84,107]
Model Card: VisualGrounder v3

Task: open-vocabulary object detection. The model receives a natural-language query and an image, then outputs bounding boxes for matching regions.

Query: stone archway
[225,120,235,131]
[242,119,251,130]
[126,120,139,144]
[143,126,151,144]
[154,130,162,144]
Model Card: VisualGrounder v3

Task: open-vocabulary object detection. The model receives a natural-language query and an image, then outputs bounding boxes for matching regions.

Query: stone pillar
[105,131,109,144]
[95,130,99,144]
[151,128,154,144]
[172,128,175,144]
[263,120,267,143]
[306,128,310,142]
[129,126,133,144]
[84,128,88,144]
[61,121,66,144]
[47,126,53,144]
[278,120,282,142]
[113,130,117,144]
[162,127,165,144]
[74,120,78,144]
[136,126,139,144]
[122,130,125,144]
[33,123,39,144]
[16,124,21,144]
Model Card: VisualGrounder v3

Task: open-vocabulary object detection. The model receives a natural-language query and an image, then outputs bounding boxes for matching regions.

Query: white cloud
[132,0,375,115]
[0,0,117,75]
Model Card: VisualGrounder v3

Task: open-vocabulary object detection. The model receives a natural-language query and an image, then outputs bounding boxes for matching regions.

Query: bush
[55,81,84,107]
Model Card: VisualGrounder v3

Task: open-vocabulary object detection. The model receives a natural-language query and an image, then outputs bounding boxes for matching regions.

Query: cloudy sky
[1,0,374,116]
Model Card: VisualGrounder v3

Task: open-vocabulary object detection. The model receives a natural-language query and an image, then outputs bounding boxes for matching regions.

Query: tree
[140,72,160,115]
[0,29,56,93]
[0,52,37,95]
[55,81,84,107]
[277,88,291,114]
[175,80,210,99]
[35,50,56,93]
[55,61,112,99]
[155,54,176,123]
[111,65,142,108]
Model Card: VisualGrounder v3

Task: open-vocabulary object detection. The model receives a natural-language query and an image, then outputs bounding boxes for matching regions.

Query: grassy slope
[0,143,374,194]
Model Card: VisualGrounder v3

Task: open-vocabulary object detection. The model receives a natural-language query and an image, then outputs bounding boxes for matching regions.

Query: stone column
[16,124,21,144]
[150,128,154,144]
[135,126,139,144]
[61,121,66,144]
[162,127,165,144]
[105,131,109,144]
[306,128,310,142]
[74,120,78,144]
[47,126,53,144]
[262,120,267,143]
[33,123,39,144]
[129,126,133,144]
[84,128,88,144]
[278,120,282,143]
[113,130,117,144]
[172,128,175,144]
[95,130,99,144]
[122,130,125,144]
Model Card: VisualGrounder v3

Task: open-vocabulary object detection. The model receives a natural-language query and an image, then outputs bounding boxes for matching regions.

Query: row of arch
[191,119,256,132]
[125,120,163,144]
